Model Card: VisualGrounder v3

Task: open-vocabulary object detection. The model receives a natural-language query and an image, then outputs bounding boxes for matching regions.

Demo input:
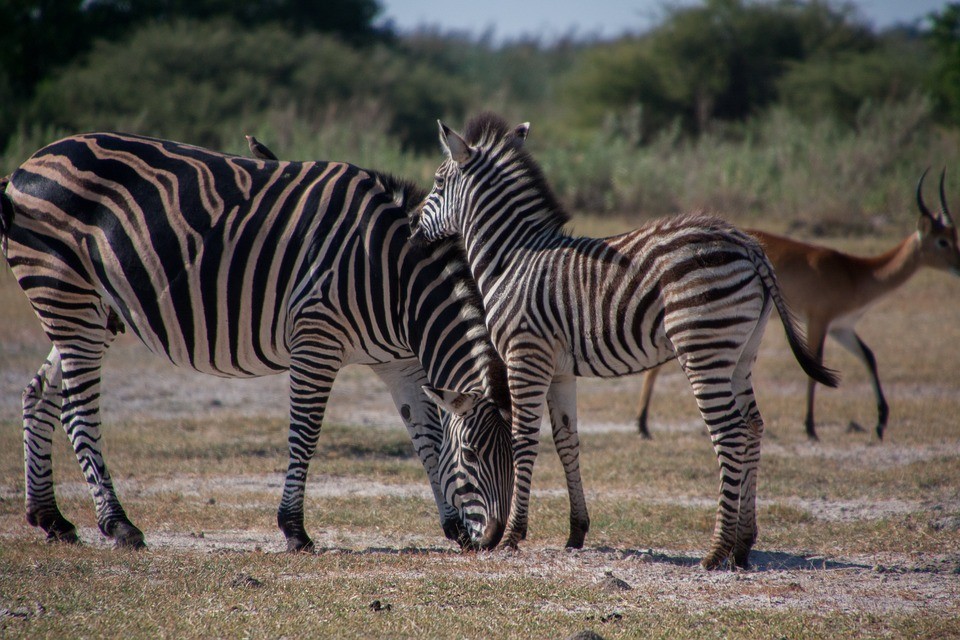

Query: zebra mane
[370,170,428,211]
[462,112,571,231]
[372,167,513,419]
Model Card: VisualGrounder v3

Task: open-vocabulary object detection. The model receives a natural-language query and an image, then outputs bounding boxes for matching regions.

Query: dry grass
[2,224,959,639]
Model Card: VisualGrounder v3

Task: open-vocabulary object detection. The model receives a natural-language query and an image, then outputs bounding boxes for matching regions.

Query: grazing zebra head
[410,113,534,247]
[426,387,513,549]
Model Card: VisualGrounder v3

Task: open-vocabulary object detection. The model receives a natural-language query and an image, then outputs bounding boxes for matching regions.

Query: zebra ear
[422,385,479,417]
[509,122,530,148]
[438,121,472,166]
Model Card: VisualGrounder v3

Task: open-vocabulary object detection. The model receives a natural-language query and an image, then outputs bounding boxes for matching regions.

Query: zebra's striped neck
[461,202,566,294]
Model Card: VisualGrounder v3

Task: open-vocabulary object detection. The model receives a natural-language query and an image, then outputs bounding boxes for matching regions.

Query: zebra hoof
[564,536,585,550]
[700,549,732,571]
[497,538,521,553]
[45,528,81,545]
[732,541,754,569]
[112,522,146,550]
[285,536,315,553]
[565,516,590,549]
[29,509,80,544]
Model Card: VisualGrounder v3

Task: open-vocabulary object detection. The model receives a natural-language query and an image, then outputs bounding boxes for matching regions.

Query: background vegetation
[2,4,959,637]
[2,248,959,638]
[2,0,959,229]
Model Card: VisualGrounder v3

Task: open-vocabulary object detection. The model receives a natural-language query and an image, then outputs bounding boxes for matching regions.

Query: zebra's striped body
[1,132,512,551]
[410,113,837,569]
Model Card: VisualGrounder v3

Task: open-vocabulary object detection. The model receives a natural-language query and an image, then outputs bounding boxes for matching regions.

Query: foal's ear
[423,385,481,417]
[438,121,473,166]
[508,122,530,149]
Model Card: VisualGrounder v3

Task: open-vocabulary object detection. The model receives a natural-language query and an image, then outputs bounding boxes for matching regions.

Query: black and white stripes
[411,112,837,568]
[2,132,512,551]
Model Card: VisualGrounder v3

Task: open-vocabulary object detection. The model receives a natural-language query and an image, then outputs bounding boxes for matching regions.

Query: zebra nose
[477,517,504,550]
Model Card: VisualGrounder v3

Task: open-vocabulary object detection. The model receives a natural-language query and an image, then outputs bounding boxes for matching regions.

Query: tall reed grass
[3,97,957,235]
[537,95,960,233]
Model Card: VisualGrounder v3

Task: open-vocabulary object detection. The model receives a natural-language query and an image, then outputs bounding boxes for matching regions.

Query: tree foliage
[0,0,951,167]
[26,20,469,151]
[0,0,382,100]
[561,0,900,138]
[927,2,960,123]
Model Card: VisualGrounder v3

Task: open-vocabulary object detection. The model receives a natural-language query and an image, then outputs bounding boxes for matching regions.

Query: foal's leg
[546,376,589,548]
[500,352,554,549]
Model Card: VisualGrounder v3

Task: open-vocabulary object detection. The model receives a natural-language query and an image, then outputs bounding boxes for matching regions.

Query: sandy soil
[2,335,959,619]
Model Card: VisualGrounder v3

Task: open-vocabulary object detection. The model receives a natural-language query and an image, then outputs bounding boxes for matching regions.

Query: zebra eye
[434,175,445,190]
[462,447,479,464]
[937,237,951,250]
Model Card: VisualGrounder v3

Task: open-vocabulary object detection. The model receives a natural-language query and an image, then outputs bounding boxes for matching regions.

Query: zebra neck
[462,206,564,294]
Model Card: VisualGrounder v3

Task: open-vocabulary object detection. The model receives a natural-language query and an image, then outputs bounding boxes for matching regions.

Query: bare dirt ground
[3,332,959,625]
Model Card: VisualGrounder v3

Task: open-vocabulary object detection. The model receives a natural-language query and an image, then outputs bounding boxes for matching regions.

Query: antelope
[636,169,960,441]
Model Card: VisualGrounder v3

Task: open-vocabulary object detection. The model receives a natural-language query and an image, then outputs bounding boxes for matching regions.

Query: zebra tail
[750,243,840,389]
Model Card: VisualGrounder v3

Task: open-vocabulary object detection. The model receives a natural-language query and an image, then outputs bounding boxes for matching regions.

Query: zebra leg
[730,385,763,569]
[22,347,78,543]
[501,355,553,550]
[373,360,465,544]
[58,338,144,549]
[277,341,344,553]
[729,314,768,569]
[546,377,590,549]
[635,365,662,439]
[681,355,748,570]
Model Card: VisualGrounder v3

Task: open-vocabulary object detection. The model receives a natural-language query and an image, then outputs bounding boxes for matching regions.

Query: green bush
[534,94,956,229]
[26,19,471,152]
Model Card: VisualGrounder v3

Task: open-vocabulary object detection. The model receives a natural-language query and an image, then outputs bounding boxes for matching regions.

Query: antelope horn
[917,167,934,220]
[938,167,955,228]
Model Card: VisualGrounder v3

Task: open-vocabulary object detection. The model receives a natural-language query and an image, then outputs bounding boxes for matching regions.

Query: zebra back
[6,132,509,406]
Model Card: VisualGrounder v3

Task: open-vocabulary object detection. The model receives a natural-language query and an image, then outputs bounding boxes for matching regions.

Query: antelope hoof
[846,421,867,434]
[637,415,652,439]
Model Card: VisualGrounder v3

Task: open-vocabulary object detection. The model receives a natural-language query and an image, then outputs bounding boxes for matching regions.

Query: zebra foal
[410,113,838,569]
[0,132,513,552]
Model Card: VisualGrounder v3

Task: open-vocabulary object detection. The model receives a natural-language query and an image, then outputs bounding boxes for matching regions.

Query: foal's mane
[461,112,571,231]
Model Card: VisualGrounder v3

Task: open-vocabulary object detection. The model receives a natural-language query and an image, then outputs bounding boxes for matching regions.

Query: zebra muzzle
[476,516,504,550]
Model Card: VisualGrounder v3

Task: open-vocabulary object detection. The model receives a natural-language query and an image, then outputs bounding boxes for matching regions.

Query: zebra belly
[566,336,676,378]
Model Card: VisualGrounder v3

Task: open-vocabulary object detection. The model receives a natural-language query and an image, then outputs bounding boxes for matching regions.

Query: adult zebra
[0,132,513,552]
[409,113,838,569]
